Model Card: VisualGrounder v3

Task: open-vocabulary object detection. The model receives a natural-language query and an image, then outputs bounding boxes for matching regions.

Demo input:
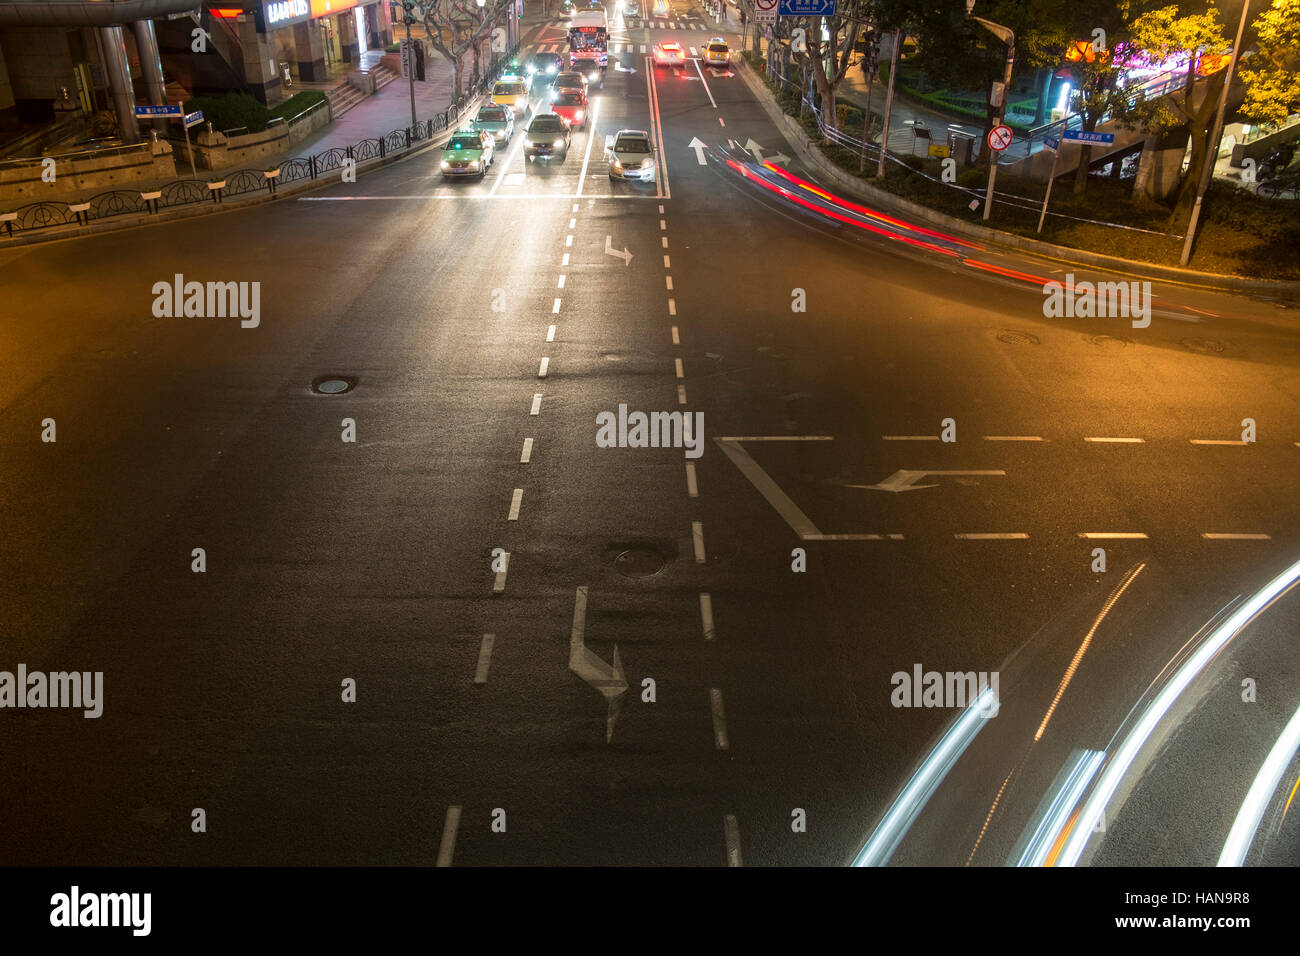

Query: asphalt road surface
[1,4,1298,867]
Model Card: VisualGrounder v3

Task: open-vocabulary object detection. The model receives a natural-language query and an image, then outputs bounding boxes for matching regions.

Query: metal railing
[0,47,519,239]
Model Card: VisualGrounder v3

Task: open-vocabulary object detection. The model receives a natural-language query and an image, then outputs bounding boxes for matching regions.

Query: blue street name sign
[1062,129,1115,145]
[778,0,835,15]
[1043,136,1060,151]
[134,104,184,117]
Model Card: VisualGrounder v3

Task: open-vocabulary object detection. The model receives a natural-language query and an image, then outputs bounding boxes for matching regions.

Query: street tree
[1238,0,1300,127]
[416,0,512,103]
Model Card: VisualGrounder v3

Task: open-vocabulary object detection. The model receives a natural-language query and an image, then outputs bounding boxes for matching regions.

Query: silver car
[605,129,657,183]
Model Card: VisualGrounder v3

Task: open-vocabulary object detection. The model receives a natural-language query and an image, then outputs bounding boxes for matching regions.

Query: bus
[568,9,608,72]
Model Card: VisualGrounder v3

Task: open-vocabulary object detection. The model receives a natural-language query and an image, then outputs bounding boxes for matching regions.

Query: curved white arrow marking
[569,586,628,743]
[850,469,1007,493]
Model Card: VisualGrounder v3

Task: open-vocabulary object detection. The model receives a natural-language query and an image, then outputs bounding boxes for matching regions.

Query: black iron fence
[0,47,519,239]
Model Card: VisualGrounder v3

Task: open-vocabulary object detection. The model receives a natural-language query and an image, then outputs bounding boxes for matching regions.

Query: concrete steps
[324,82,366,119]
[371,66,400,92]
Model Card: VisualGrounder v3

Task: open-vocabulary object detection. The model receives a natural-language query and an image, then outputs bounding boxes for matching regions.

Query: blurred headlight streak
[853,687,998,867]
[1014,749,1105,867]
[1057,556,1300,867]
[1218,700,1300,866]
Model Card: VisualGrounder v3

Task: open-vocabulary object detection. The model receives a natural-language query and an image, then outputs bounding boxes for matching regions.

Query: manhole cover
[1087,334,1129,349]
[1181,337,1225,355]
[614,548,666,577]
[311,376,356,394]
[996,329,1040,346]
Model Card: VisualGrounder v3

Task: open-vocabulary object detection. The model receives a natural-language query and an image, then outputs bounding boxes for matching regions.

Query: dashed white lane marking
[675,358,685,378]
[530,393,543,415]
[538,357,550,377]
[571,202,578,212]
[666,275,674,290]
[719,117,725,126]
[685,461,698,497]
[716,435,836,441]
[1078,532,1149,539]
[663,255,671,267]
[569,217,576,228]
[508,488,523,521]
[660,219,667,229]
[956,533,1029,539]
[710,688,729,750]
[640,43,646,53]
[1085,437,1145,443]
[677,385,687,405]
[803,533,904,541]
[723,814,743,867]
[671,325,680,344]
[668,298,677,315]
[557,274,566,289]
[546,324,556,342]
[562,253,570,266]
[520,438,534,463]
[658,204,664,213]
[493,552,510,592]
[661,236,668,248]
[436,806,462,866]
[474,634,495,685]
[699,592,715,640]
[1202,533,1272,540]
[984,436,1045,442]
[692,521,706,562]
[565,234,573,246]
[883,435,939,441]
[1190,439,1249,445]
[552,298,562,314]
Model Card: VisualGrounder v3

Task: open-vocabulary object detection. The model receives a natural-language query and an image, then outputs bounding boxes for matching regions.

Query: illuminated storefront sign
[310,0,358,16]
[265,0,310,26]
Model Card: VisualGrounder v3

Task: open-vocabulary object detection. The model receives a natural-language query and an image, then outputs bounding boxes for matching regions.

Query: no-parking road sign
[755,0,777,23]
[987,124,1013,152]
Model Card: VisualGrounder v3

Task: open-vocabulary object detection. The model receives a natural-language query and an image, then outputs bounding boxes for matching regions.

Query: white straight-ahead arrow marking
[687,137,707,164]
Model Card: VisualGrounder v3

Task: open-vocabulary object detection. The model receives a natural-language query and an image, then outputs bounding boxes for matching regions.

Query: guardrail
[0,140,151,171]
[0,47,519,240]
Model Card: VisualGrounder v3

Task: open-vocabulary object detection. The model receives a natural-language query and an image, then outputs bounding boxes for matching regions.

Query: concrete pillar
[375,1,393,47]
[339,12,358,64]
[98,25,139,143]
[293,20,327,82]
[132,20,168,133]
[239,15,282,104]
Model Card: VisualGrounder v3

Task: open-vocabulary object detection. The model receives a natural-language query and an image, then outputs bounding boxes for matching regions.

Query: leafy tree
[411,0,511,102]
[1238,0,1300,126]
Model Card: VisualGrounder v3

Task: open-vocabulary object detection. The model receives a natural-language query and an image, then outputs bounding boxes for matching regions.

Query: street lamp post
[401,1,420,129]
[967,1,1014,221]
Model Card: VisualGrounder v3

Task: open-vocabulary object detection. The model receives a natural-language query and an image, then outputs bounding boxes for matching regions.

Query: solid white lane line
[699,592,714,640]
[723,814,742,867]
[692,521,706,562]
[538,357,550,377]
[1085,437,1145,443]
[530,393,543,415]
[671,325,680,344]
[883,435,939,441]
[436,806,462,866]
[546,324,556,342]
[1078,532,1149,539]
[677,384,687,405]
[489,116,530,196]
[493,552,510,592]
[710,688,729,749]
[520,438,533,463]
[508,488,523,521]
[675,357,684,378]
[956,533,1029,540]
[692,57,718,106]
[984,436,1045,442]
[474,634,495,685]
[1191,439,1249,445]
[552,298,561,314]
[557,274,566,289]
[575,96,600,196]
[685,461,698,497]
[1202,533,1272,540]
[668,298,676,315]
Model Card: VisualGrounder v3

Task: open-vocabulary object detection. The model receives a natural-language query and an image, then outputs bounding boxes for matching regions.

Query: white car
[605,129,657,183]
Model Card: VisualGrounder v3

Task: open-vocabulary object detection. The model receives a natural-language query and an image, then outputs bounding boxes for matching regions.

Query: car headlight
[440,160,450,168]
[590,70,600,80]
[575,111,585,121]
[468,160,479,168]
[547,65,556,73]
[612,158,623,169]
[553,138,565,147]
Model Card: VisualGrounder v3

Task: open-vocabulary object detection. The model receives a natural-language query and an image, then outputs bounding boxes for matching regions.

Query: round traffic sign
[987,124,1013,151]
[755,0,777,9]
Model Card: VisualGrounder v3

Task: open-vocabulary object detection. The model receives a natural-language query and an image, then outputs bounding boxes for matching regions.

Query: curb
[0,96,492,250]
[735,59,1300,298]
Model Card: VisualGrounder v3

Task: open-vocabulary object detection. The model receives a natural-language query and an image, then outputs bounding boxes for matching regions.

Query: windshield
[555,93,584,107]
[476,108,507,122]
[616,137,651,153]
[708,43,728,53]
[446,137,482,151]
[495,82,525,95]
[529,118,565,133]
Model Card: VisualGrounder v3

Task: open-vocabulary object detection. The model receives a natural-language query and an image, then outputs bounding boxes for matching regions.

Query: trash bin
[948,128,976,167]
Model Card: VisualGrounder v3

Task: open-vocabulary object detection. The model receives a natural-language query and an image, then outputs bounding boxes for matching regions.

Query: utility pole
[875,27,899,179]
[968,1,1014,221]
[1180,0,1250,266]
[401,1,420,129]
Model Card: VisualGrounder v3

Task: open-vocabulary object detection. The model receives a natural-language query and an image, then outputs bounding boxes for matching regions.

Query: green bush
[268,90,326,124]
[956,168,985,188]
[901,155,925,172]
[183,92,271,134]
[1203,179,1300,243]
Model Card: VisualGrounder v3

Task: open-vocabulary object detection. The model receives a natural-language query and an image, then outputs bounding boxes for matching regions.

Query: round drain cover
[614,548,666,577]
[1087,334,1128,349]
[1181,337,1225,355]
[312,376,356,394]
[996,329,1040,346]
